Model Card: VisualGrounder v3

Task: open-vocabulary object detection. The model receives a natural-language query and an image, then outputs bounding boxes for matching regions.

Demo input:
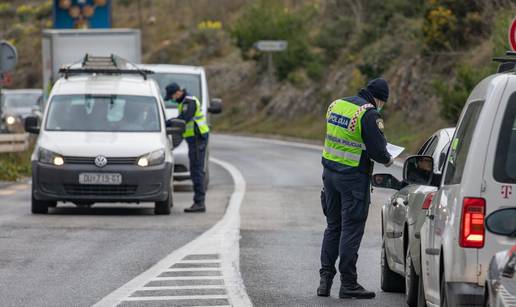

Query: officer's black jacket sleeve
[361,109,391,164]
[175,99,196,122]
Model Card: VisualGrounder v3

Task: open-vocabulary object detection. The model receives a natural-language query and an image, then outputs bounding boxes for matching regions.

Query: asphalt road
[0,134,405,306]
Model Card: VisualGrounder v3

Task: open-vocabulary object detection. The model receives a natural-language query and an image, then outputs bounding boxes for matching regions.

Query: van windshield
[494,93,516,183]
[149,73,202,109]
[45,95,161,132]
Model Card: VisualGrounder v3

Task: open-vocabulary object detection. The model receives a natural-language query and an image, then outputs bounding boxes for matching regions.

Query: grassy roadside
[0,148,32,181]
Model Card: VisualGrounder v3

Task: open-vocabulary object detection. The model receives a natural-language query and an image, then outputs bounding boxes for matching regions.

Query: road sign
[0,41,17,73]
[509,17,516,51]
[255,40,288,52]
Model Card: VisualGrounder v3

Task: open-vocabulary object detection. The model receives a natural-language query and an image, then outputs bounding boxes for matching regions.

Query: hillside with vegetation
[1,0,515,155]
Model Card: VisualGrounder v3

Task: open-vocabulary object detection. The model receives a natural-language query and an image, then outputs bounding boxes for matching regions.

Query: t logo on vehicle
[95,155,108,168]
[501,185,512,199]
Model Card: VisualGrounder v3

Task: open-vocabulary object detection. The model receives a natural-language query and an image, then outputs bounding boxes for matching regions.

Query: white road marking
[137,285,226,290]
[164,268,221,272]
[178,260,221,264]
[152,276,223,281]
[93,157,252,307]
[123,295,229,301]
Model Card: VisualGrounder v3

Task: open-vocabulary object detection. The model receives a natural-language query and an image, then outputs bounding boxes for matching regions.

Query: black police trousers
[320,167,370,286]
[185,134,208,204]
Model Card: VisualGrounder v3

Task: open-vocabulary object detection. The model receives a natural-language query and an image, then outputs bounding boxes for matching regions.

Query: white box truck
[42,28,141,97]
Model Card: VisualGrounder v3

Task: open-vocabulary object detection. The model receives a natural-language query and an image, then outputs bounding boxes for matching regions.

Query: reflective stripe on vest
[179,96,210,138]
[322,99,374,167]
[323,145,362,162]
[325,134,366,150]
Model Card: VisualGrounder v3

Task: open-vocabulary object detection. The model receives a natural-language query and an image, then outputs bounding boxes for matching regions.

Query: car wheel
[406,252,419,307]
[155,183,173,215]
[31,193,50,214]
[440,275,449,307]
[381,242,405,292]
[417,269,427,307]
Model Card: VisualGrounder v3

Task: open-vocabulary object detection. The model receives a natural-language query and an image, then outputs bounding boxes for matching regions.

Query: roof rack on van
[493,51,516,73]
[58,54,153,80]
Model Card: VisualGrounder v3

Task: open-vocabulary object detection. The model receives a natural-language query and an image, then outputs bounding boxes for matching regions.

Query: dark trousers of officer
[185,134,208,204]
[320,168,370,286]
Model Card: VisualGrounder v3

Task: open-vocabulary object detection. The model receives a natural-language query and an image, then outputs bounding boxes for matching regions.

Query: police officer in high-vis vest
[317,78,393,299]
[165,83,210,213]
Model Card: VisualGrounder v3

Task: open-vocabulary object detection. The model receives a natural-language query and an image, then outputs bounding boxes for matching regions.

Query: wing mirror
[371,173,403,190]
[403,155,434,186]
[166,118,186,135]
[485,208,516,237]
[24,116,40,134]
[208,98,223,114]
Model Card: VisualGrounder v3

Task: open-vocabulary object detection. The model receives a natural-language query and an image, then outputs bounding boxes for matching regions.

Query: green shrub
[357,35,401,79]
[315,16,354,61]
[231,0,317,80]
[423,0,485,51]
[0,150,32,181]
[492,10,514,56]
[434,64,492,123]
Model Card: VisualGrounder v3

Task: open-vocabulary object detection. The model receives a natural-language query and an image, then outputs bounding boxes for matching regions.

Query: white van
[25,56,182,215]
[418,58,516,306]
[138,64,222,186]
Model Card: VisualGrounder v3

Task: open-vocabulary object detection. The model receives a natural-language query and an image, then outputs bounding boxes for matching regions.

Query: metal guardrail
[0,133,29,153]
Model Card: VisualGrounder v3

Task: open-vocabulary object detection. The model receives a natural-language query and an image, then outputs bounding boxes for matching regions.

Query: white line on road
[164,268,221,272]
[152,276,224,281]
[123,295,229,301]
[93,157,252,307]
[137,285,226,290]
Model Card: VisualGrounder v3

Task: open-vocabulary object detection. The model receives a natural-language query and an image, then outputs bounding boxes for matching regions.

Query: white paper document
[387,143,405,159]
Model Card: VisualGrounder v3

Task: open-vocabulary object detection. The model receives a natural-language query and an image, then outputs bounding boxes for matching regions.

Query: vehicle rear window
[494,92,516,183]
[444,100,484,185]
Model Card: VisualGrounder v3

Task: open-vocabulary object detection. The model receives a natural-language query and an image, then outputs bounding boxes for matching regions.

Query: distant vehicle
[138,64,222,186]
[42,29,141,98]
[419,53,516,306]
[372,128,454,307]
[25,55,184,215]
[0,89,43,133]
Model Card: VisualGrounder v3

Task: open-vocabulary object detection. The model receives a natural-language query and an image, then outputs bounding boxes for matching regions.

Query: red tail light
[422,192,436,209]
[459,197,486,248]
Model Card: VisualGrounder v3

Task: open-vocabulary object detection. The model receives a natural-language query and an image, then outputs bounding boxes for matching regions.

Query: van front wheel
[155,184,173,215]
[31,194,51,214]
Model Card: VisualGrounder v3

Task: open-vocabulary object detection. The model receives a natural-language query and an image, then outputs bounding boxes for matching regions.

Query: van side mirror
[403,155,434,186]
[371,173,403,190]
[166,118,185,135]
[24,116,40,134]
[208,98,222,114]
[485,208,516,237]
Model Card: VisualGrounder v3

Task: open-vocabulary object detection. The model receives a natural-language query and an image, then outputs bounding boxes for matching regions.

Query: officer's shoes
[339,283,375,299]
[316,274,333,297]
[184,203,206,213]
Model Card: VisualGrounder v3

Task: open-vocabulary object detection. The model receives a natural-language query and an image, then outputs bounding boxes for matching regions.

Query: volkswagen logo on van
[94,155,108,168]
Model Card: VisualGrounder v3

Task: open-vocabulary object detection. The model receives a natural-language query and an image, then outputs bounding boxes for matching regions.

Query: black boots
[339,283,375,299]
[318,277,375,299]
[184,202,206,213]
[317,274,333,297]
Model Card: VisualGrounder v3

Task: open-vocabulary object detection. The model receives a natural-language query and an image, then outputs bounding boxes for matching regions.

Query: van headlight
[137,149,165,167]
[5,116,16,125]
[39,148,64,166]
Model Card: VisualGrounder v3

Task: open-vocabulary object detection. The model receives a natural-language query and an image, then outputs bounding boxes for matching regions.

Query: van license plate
[79,173,122,185]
